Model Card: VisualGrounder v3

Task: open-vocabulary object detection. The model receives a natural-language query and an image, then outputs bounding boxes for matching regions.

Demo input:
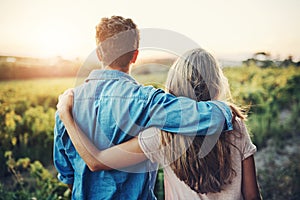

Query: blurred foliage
[154,169,165,200]
[223,65,300,148]
[257,151,300,199]
[0,64,299,198]
[0,78,74,177]
[0,151,70,200]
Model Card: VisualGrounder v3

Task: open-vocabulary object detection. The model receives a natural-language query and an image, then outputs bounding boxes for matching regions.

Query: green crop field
[0,65,299,199]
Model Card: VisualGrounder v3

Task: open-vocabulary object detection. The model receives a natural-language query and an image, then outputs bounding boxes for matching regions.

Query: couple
[54,16,261,199]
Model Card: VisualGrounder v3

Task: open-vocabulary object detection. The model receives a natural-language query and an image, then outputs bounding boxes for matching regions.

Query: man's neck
[105,66,130,74]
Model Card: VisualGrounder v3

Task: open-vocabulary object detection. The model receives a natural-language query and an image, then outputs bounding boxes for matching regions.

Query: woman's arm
[57,89,147,172]
[242,155,262,200]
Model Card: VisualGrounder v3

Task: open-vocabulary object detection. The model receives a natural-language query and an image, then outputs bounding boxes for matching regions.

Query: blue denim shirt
[53,69,233,200]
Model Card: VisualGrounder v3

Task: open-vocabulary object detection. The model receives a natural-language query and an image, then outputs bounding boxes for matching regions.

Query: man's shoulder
[73,77,163,101]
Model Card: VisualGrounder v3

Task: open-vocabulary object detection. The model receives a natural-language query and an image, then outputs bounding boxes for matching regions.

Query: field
[0,65,299,199]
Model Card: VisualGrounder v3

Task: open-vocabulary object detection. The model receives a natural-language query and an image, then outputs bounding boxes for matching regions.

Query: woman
[57,48,262,199]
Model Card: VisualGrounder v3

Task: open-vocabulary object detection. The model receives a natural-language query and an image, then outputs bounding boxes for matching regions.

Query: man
[53,16,233,199]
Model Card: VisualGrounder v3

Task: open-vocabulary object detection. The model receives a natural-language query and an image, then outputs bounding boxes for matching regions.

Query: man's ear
[130,50,139,64]
[96,48,102,61]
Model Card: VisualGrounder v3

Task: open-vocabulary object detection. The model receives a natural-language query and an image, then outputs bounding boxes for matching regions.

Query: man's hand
[57,88,74,120]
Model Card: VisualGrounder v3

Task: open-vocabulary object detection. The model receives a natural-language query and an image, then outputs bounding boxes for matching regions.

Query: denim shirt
[53,69,233,200]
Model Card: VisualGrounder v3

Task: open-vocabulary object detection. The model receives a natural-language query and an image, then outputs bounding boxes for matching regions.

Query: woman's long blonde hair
[161,48,244,194]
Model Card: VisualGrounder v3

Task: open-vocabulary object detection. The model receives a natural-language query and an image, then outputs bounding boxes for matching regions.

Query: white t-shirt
[138,119,257,200]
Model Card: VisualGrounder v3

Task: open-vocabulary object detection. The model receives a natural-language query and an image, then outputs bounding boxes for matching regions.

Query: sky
[0,0,299,61]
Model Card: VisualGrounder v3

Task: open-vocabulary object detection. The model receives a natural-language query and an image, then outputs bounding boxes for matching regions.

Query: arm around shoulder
[145,90,232,136]
[57,88,147,171]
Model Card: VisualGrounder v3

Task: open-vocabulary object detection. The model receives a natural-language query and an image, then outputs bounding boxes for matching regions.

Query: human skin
[57,89,262,200]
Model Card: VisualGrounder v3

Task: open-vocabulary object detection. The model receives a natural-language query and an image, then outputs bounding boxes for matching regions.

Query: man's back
[73,71,154,149]
[54,69,158,199]
[54,69,232,199]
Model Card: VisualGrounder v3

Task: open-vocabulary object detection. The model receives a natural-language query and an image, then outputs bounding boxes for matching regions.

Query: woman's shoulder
[139,127,161,139]
[232,117,247,134]
[137,127,162,163]
[230,117,257,160]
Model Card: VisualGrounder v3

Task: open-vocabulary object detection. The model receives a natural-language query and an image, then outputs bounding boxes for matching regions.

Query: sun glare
[36,25,78,58]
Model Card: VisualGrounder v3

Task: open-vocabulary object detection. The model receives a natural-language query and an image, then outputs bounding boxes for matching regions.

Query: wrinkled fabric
[53,69,233,200]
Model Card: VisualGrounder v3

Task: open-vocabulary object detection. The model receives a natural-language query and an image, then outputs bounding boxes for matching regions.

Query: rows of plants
[0,65,299,199]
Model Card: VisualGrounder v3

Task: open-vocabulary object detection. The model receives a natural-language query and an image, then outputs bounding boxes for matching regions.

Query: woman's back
[138,118,257,200]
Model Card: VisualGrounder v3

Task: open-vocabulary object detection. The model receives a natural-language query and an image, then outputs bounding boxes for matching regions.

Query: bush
[0,66,299,198]
[0,151,70,199]
[258,151,300,199]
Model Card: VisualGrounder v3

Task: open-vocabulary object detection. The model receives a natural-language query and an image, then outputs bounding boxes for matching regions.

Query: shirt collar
[85,69,137,83]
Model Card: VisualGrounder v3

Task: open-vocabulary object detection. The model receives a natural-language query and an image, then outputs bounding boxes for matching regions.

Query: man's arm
[53,113,75,188]
[144,89,232,136]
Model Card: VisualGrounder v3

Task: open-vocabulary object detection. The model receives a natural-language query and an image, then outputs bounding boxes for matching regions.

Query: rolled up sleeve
[144,89,233,136]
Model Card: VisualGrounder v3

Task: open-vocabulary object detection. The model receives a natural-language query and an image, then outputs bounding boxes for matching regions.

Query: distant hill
[0,54,245,80]
[132,57,175,75]
[0,55,80,80]
[132,56,243,75]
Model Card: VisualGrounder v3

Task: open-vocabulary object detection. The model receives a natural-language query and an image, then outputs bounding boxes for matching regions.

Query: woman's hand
[57,88,74,120]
